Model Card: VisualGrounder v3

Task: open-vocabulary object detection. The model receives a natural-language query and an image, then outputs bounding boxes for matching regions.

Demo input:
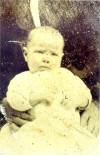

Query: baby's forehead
[27,29,64,47]
[27,36,63,53]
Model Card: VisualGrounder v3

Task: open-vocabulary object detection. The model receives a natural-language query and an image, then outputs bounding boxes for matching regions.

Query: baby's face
[25,32,64,73]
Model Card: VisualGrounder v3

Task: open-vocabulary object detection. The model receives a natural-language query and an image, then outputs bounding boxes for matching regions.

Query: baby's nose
[42,56,50,63]
[42,59,50,63]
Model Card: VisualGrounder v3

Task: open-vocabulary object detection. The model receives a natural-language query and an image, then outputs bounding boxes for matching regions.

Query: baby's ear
[61,53,64,57]
[23,47,28,62]
[60,53,64,58]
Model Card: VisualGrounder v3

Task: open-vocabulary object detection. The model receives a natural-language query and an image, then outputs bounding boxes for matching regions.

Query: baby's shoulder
[52,67,74,78]
[57,67,78,82]
[57,67,74,75]
[58,68,91,95]
[59,68,85,85]
[10,71,31,83]
[14,71,31,79]
[7,71,33,90]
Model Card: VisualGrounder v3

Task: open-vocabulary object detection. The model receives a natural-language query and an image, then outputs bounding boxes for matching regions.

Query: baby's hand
[2,98,33,131]
[80,101,99,137]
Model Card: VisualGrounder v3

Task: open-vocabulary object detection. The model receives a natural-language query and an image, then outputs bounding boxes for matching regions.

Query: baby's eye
[51,52,58,56]
[35,50,44,54]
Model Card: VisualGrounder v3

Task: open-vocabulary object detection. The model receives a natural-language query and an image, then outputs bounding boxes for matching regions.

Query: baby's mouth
[39,66,50,70]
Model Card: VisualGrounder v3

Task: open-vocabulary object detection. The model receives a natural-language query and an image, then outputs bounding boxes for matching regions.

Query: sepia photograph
[0,0,99,154]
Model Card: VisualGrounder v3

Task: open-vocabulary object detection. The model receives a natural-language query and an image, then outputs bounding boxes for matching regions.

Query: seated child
[5,26,92,128]
[0,26,99,155]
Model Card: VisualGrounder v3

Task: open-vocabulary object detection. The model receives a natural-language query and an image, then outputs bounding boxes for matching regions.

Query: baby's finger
[11,117,28,126]
[20,113,33,120]
[12,111,33,121]
[87,118,95,133]
[80,111,89,127]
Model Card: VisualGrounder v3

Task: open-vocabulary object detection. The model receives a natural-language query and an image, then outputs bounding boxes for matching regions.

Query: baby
[6,26,92,127]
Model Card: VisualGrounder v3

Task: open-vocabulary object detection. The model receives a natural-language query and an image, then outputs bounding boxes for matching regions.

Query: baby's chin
[30,67,51,73]
[30,66,61,74]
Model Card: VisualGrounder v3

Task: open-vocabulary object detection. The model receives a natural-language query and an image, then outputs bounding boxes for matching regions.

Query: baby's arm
[74,75,92,110]
[59,68,98,136]
[4,72,35,130]
[73,75,99,136]
[59,68,92,110]
[7,74,32,111]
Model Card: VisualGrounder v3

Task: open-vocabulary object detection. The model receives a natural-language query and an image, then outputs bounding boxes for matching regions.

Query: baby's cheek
[53,58,61,67]
[30,57,37,65]
[29,57,39,69]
